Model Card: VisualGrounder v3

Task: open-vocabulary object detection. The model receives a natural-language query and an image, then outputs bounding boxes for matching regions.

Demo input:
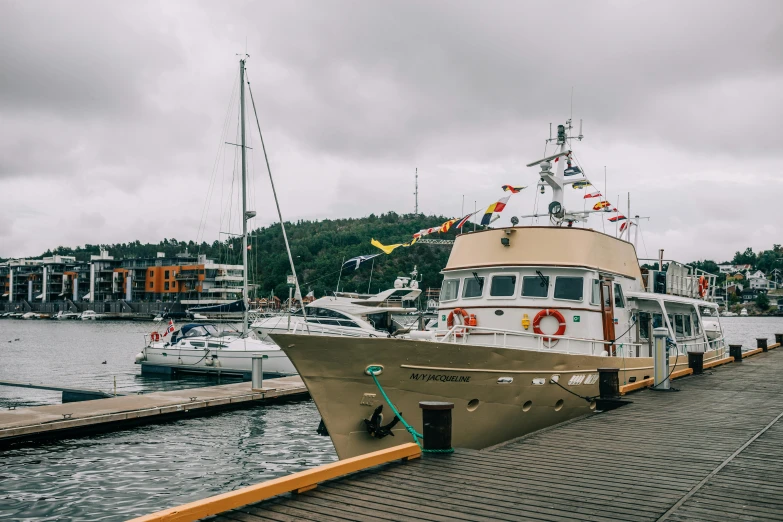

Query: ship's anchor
[316,419,329,436]
[364,405,401,439]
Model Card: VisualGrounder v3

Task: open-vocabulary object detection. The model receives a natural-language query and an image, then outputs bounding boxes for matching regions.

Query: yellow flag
[371,237,418,255]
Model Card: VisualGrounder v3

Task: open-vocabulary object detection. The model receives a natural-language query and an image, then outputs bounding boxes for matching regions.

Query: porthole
[467,399,480,412]
[554,399,564,411]
[494,310,504,316]
[628,376,637,383]
[522,400,533,412]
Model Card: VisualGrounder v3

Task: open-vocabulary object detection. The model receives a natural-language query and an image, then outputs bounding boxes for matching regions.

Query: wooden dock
[0,376,307,446]
[133,341,783,522]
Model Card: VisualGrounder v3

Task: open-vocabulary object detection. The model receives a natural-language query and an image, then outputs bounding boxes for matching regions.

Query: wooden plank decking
[200,346,783,522]
[0,376,307,446]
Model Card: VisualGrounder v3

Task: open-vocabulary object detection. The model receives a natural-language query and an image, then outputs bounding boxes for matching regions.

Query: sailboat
[135,58,295,377]
[272,119,728,459]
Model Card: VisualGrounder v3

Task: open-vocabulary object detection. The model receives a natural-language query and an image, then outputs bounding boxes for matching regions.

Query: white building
[747,270,775,291]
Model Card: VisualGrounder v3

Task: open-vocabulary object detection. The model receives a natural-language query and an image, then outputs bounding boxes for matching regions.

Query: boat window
[462,276,484,298]
[522,276,548,298]
[441,279,460,301]
[490,275,517,297]
[184,326,209,337]
[684,315,693,337]
[639,312,650,339]
[204,325,219,336]
[590,279,600,305]
[614,284,625,308]
[554,277,584,302]
[653,313,663,329]
[367,312,392,332]
[693,314,701,334]
[674,315,685,337]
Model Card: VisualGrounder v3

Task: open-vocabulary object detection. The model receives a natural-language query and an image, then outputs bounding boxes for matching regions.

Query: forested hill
[40,213,463,299]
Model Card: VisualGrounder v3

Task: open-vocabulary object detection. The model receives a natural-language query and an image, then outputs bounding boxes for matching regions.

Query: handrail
[127,443,421,522]
[440,324,645,347]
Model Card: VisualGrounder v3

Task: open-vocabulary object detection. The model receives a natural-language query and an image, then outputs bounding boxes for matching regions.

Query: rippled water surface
[0,317,781,521]
[0,321,335,521]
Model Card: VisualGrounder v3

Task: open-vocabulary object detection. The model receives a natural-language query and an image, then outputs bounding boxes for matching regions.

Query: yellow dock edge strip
[620,368,693,395]
[703,356,736,370]
[127,443,421,522]
[743,348,764,358]
[770,342,781,350]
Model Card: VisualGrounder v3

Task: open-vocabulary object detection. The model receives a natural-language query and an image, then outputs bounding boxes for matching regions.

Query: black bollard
[776,333,783,346]
[688,352,704,375]
[729,344,743,362]
[597,368,620,398]
[419,401,453,452]
[757,338,768,353]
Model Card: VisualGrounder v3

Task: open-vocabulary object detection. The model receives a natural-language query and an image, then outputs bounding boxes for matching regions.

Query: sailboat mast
[240,58,249,335]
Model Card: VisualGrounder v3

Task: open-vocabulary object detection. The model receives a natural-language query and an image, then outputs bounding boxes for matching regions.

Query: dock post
[687,352,704,375]
[251,354,268,391]
[776,333,783,345]
[729,344,743,362]
[653,327,670,390]
[597,368,620,398]
[757,338,768,353]
[419,401,453,453]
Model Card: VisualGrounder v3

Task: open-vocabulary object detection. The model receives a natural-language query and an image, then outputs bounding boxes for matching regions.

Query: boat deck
[0,376,308,446]
[136,341,783,522]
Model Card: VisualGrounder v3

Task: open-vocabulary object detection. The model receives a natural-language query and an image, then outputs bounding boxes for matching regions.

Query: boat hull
[141,344,296,376]
[274,333,722,459]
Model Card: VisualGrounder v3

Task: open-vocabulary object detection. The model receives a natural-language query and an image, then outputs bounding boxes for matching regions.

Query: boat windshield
[183,325,220,337]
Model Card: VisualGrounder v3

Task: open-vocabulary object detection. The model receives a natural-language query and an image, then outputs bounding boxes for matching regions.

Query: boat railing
[290,322,382,338]
[438,324,645,356]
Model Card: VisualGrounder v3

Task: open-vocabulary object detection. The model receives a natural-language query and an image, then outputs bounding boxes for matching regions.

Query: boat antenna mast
[521,119,584,225]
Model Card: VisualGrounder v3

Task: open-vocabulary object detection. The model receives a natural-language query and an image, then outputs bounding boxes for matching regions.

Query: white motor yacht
[251,277,422,341]
[80,310,106,320]
[740,308,749,317]
[54,311,80,320]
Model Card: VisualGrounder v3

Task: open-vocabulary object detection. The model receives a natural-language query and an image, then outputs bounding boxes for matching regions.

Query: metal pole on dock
[251,353,268,391]
[653,327,670,390]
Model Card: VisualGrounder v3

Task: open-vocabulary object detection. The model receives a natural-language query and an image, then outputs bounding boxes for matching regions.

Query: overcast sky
[1,1,781,263]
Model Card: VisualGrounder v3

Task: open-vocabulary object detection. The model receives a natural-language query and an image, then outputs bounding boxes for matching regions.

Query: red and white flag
[620,221,629,232]
[584,192,602,199]
[162,319,175,337]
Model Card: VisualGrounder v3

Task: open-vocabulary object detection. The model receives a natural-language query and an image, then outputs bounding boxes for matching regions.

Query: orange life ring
[698,276,708,298]
[533,309,567,343]
[447,308,471,337]
[151,332,160,342]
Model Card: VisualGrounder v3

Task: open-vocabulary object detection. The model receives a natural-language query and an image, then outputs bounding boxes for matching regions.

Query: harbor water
[1,317,781,521]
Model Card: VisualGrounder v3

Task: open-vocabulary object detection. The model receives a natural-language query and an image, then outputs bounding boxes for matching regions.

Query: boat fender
[533,309,567,343]
[364,405,401,439]
[134,352,146,363]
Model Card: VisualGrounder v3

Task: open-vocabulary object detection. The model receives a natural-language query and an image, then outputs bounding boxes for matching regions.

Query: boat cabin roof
[445,227,643,281]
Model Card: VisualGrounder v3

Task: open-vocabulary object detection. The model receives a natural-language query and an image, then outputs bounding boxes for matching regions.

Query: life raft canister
[447,308,473,337]
[532,309,567,343]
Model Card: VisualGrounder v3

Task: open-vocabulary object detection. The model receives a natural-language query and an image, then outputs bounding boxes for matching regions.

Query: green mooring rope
[365,366,454,454]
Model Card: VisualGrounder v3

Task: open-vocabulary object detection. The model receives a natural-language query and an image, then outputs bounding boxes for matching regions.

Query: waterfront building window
[554,276,584,302]
[462,276,484,298]
[164,270,170,279]
[522,276,548,298]
[490,275,516,297]
[441,279,460,301]
[149,270,153,277]
[149,282,153,288]
[614,284,625,308]
[164,282,170,291]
